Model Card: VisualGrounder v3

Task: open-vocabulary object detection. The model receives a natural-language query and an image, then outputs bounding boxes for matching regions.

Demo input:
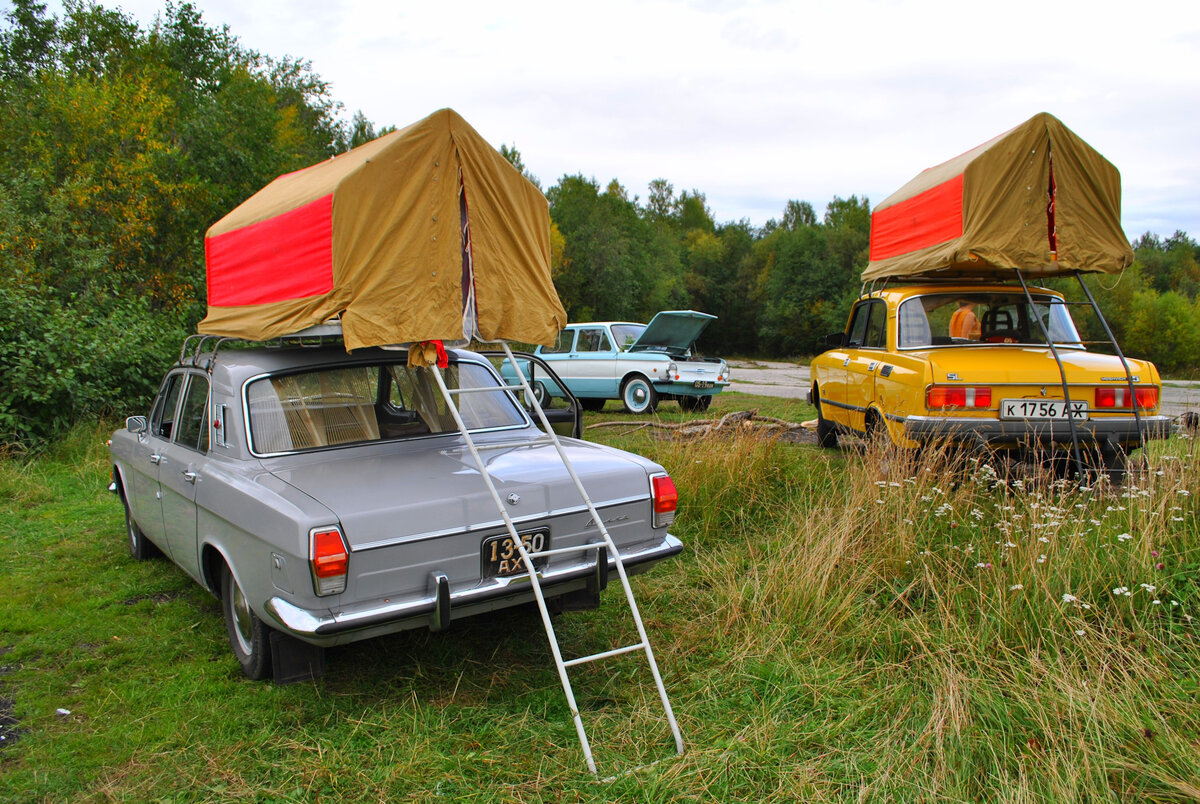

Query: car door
[158,371,209,581]
[568,326,618,396]
[818,304,871,427]
[844,300,888,432]
[128,372,185,552]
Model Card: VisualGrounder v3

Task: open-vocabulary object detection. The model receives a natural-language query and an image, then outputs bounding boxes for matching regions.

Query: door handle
[181,470,197,484]
[149,454,163,465]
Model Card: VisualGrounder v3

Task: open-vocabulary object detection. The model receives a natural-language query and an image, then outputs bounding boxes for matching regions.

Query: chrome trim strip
[351,495,650,552]
[820,398,868,414]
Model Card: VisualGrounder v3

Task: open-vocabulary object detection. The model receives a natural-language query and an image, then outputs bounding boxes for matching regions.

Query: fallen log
[584,410,809,440]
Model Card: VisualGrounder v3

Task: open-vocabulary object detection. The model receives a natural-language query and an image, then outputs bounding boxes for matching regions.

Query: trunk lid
[264,437,654,549]
[627,310,716,357]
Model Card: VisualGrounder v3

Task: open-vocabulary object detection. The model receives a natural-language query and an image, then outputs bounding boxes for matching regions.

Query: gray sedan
[109,343,682,682]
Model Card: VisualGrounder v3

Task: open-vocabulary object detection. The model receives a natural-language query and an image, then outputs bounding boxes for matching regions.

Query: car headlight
[668,362,678,376]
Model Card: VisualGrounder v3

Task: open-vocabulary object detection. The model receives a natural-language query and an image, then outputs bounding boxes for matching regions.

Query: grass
[1,393,1198,802]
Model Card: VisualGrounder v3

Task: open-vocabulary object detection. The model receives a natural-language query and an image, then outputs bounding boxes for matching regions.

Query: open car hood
[627,310,716,356]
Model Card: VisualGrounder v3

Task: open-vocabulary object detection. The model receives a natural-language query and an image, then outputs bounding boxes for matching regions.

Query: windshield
[245,359,526,455]
[897,292,1084,350]
[610,324,645,350]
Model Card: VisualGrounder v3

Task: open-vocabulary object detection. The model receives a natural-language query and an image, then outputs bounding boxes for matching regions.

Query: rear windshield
[245,359,526,455]
[610,324,644,350]
[897,292,1084,350]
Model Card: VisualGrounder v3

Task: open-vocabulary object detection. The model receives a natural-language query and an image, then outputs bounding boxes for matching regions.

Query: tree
[499,142,540,189]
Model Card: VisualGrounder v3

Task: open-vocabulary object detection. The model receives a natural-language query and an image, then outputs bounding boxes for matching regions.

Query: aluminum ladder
[1012,269,1149,478]
[428,341,685,778]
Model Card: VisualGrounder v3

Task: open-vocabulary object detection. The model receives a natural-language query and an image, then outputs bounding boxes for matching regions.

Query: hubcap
[231,580,254,655]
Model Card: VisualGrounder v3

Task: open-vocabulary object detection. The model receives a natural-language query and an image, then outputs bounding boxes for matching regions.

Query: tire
[121,485,160,560]
[221,564,273,681]
[621,376,658,414]
[679,395,711,413]
[530,381,548,407]
[813,387,838,449]
[580,398,607,412]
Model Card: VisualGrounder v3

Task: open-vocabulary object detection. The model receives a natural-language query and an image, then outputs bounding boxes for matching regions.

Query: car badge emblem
[1040,387,1048,397]
[506,493,520,506]
[946,372,961,381]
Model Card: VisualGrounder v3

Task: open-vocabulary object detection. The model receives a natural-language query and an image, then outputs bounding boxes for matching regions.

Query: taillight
[651,473,677,529]
[926,386,991,409]
[310,527,349,596]
[1095,387,1158,410]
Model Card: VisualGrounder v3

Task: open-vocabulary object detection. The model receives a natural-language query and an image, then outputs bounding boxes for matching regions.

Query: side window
[898,299,932,348]
[575,328,610,353]
[151,373,184,440]
[542,330,575,354]
[175,375,210,453]
[846,303,871,347]
[864,301,887,348]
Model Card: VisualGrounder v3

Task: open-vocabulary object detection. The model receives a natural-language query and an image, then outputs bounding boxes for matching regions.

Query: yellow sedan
[810,283,1171,471]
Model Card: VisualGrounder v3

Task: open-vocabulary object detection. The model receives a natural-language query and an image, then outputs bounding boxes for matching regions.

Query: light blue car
[511,311,731,414]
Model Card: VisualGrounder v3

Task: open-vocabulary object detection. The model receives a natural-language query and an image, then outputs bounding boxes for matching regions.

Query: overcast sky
[38,0,1200,237]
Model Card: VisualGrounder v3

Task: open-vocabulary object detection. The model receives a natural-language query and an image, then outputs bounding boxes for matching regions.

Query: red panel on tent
[205,194,335,306]
[869,174,964,261]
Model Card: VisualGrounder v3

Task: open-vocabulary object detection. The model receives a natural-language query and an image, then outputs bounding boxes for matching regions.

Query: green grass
[1,399,1198,802]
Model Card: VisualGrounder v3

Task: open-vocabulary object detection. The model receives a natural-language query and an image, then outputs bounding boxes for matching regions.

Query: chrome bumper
[904,414,1173,448]
[265,534,682,646]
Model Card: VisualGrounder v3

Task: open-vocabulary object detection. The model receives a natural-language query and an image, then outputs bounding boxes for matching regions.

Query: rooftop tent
[198,108,566,353]
[863,112,1134,281]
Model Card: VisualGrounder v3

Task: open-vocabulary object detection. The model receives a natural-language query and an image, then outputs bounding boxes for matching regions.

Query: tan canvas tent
[198,108,566,353]
[863,112,1134,281]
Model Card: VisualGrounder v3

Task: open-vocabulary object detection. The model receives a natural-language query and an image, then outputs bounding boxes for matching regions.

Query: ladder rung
[472,436,558,450]
[527,542,604,560]
[563,641,646,668]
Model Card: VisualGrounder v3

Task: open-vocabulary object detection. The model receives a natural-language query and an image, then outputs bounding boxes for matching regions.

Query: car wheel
[621,376,658,414]
[221,563,273,681]
[813,386,838,449]
[580,398,606,412]
[122,489,159,560]
[864,410,887,444]
[530,381,548,407]
[679,395,711,413]
[1099,446,1127,485]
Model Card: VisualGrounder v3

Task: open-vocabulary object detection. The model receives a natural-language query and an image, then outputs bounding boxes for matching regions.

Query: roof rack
[177,318,349,372]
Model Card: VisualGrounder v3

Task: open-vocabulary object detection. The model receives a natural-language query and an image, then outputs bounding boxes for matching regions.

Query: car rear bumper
[903,414,1173,448]
[264,534,683,646]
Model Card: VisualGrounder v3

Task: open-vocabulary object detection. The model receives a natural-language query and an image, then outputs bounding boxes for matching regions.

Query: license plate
[693,381,714,389]
[481,529,549,578]
[999,398,1088,421]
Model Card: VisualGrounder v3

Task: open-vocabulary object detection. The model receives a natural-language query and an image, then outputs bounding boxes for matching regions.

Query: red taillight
[651,474,677,528]
[1095,386,1158,410]
[310,527,349,595]
[927,386,991,409]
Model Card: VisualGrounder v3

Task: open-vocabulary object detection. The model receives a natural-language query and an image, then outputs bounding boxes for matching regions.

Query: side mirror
[126,415,148,435]
[824,332,846,348]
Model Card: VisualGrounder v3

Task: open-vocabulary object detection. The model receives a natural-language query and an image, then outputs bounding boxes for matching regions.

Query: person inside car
[949,300,981,340]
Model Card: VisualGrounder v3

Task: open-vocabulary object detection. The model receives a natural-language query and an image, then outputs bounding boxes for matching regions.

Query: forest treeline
[2,1,1198,446]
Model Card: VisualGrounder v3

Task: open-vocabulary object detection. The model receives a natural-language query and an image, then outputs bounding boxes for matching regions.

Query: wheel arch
[201,542,235,599]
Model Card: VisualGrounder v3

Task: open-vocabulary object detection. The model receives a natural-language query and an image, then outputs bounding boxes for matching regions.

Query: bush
[0,283,187,448]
